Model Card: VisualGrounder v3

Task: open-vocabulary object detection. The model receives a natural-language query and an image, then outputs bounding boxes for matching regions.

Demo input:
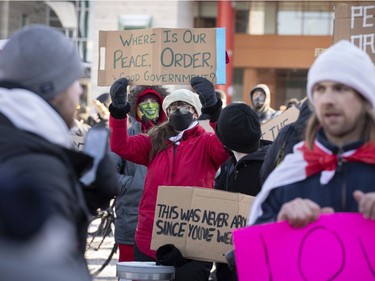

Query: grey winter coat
[113,117,147,245]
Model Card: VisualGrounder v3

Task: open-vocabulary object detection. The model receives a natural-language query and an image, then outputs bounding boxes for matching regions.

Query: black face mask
[169,110,194,131]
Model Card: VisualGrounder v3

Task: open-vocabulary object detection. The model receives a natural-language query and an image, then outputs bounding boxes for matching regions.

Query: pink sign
[233,213,375,281]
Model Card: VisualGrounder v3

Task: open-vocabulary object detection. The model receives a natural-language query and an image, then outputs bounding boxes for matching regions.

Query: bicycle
[85,198,118,277]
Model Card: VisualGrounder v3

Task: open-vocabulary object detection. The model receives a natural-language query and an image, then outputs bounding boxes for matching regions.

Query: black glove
[110,78,128,109]
[191,77,217,109]
[156,244,190,267]
[82,153,120,215]
[225,250,237,273]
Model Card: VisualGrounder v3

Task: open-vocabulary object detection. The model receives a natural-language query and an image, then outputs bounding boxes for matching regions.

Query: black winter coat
[215,140,272,196]
[260,101,312,184]
[214,140,271,281]
[0,113,119,274]
[255,132,375,225]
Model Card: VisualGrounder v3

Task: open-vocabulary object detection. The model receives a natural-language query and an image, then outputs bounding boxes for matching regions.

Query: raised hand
[191,76,217,109]
[110,78,128,109]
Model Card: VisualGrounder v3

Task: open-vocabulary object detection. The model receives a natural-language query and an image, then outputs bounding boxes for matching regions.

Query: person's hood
[249,84,271,112]
[0,87,72,148]
[128,86,168,124]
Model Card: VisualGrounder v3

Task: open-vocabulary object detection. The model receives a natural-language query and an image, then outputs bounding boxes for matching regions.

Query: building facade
[0,1,334,110]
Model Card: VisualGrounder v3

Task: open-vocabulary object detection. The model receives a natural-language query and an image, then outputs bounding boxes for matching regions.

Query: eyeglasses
[167,104,193,115]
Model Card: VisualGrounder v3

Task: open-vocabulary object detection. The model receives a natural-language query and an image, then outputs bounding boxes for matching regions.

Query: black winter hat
[216,103,261,153]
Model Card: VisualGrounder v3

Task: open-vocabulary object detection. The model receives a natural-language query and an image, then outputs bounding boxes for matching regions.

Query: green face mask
[137,98,160,121]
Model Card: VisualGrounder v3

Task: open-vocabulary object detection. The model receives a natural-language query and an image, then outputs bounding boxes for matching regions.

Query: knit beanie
[307,40,375,108]
[0,24,83,100]
[162,89,202,116]
[216,103,261,153]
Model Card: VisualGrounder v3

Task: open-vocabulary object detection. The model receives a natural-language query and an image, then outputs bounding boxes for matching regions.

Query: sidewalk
[86,234,118,281]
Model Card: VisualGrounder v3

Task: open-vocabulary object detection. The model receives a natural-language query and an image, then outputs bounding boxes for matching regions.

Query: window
[232,68,244,102]
[194,17,216,28]
[118,15,152,30]
[21,14,29,27]
[234,1,334,35]
[277,2,334,35]
[76,0,91,62]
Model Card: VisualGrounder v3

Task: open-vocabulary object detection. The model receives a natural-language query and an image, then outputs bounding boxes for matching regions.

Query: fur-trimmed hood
[128,85,169,124]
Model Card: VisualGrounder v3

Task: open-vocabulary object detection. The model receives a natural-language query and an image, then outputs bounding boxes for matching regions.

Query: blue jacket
[254,131,375,225]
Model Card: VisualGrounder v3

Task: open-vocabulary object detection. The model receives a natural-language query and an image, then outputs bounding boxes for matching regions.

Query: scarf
[0,88,72,148]
[301,140,375,184]
[248,139,375,225]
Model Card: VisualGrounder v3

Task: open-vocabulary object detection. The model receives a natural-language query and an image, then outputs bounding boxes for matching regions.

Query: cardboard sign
[233,213,375,281]
[98,28,226,86]
[261,106,299,141]
[333,3,375,63]
[151,186,254,263]
[314,48,326,57]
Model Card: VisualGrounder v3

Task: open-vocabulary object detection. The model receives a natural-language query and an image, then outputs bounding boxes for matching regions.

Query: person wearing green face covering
[131,87,168,133]
[137,96,161,125]
[113,85,169,262]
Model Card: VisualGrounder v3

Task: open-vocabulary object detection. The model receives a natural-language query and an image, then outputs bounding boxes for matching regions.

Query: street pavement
[86,231,118,281]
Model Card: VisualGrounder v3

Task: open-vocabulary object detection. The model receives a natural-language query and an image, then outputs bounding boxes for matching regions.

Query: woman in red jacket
[109,77,229,281]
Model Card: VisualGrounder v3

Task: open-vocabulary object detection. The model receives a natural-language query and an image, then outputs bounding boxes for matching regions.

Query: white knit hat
[307,40,375,108]
[162,89,202,116]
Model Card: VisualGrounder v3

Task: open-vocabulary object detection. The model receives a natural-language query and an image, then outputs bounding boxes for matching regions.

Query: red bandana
[299,141,375,178]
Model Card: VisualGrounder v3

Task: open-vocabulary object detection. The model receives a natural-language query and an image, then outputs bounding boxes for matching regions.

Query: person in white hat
[108,76,229,281]
[249,40,375,227]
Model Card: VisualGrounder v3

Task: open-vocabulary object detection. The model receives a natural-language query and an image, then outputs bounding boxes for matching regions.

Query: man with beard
[248,40,375,227]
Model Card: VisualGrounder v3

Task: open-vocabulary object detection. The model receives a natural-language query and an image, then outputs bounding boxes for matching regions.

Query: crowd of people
[1,23,375,281]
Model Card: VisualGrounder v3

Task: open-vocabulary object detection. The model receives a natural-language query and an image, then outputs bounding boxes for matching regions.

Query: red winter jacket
[110,116,229,258]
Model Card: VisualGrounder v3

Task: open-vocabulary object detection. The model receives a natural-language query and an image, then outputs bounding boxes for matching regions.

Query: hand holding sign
[276,198,334,228]
[191,76,217,109]
[98,28,226,86]
[110,77,128,109]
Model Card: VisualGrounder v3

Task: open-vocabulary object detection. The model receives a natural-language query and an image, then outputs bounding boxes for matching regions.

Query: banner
[233,213,375,281]
[151,186,253,263]
[98,28,226,86]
